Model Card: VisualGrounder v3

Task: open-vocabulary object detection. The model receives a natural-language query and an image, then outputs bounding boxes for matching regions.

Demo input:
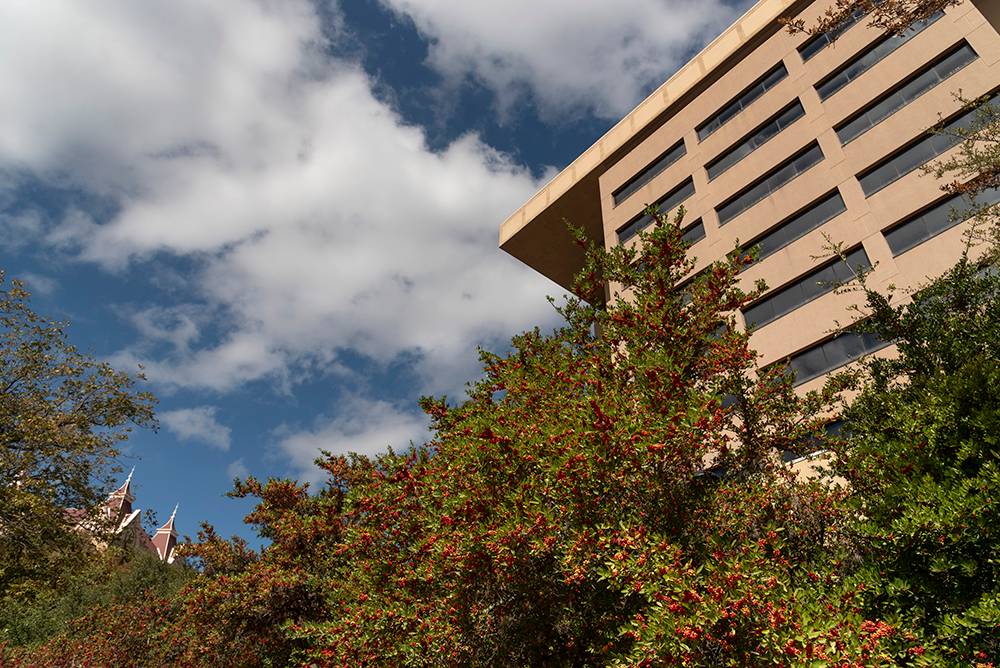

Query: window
[798,7,868,61]
[782,419,849,462]
[884,187,1000,255]
[612,139,687,206]
[697,63,788,141]
[616,177,696,244]
[706,100,806,180]
[836,43,977,144]
[859,104,983,197]
[682,218,706,245]
[784,330,887,385]
[815,12,944,100]
[743,247,870,329]
[741,190,847,267]
[716,142,824,226]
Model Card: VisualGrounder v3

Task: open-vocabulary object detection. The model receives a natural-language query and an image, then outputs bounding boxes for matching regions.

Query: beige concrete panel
[696,73,801,165]
[548,170,576,203]
[743,0,793,35]
[819,14,969,121]
[892,220,988,283]
[715,159,846,243]
[631,96,665,130]
[705,115,825,209]
[702,28,744,71]
[839,63,998,176]
[969,22,1000,65]
[738,209,866,290]
[664,63,703,101]
[751,286,870,366]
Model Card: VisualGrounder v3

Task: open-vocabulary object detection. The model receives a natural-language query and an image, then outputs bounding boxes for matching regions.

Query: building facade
[500,0,1000,395]
[66,470,180,563]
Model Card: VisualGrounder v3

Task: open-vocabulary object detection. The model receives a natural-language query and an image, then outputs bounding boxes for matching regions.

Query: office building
[500,0,1000,392]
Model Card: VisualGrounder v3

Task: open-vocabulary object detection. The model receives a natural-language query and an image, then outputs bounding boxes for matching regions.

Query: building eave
[498,0,806,293]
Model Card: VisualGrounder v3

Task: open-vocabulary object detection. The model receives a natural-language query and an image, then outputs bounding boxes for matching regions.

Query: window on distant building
[681,218,706,245]
[798,7,868,61]
[740,190,847,267]
[697,62,788,141]
[743,246,870,329]
[815,12,944,100]
[783,330,887,385]
[612,139,687,206]
[706,100,806,180]
[884,187,1000,255]
[858,103,985,197]
[616,177,696,244]
[716,142,824,225]
[836,42,977,145]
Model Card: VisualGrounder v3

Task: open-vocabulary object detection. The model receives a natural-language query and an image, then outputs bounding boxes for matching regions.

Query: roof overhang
[499,0,804,294]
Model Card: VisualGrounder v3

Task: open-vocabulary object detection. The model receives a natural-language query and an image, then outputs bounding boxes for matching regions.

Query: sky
[1,0,750,544]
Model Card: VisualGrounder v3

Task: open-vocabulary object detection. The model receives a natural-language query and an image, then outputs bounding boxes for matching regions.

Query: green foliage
[7,220,1000,666]
[107,211,882,666]
[829,256,1000,664]
[0,273,157,595]
[0,546,192,649]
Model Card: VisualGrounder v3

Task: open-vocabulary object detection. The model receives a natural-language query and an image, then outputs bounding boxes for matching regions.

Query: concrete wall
[597,0,1000,392]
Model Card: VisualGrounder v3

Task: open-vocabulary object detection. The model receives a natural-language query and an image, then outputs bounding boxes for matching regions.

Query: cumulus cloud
[277,397,429,481]
[227,458,251,480]
[0,0,558,399]
[18,272,57,296]
[377,0,749,119]
[161,406,233,451]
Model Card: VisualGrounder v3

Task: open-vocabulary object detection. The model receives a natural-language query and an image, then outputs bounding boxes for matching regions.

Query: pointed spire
[156,503,178,535]
[152,503,179,563]
[113,467,136,498]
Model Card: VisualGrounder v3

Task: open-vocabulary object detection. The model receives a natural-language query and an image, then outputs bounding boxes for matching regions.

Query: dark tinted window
[716,142,824,225]
[785,330,887,385]
[743,247,870,329]
[707,101,806,180]
[815,12,943,100]
[859,104,982,197]
[837,43,977,144]
[741,190,847,266]
[885,187,1000,255]
[617,177,696,244]
[798,7,868,61]
[682,218,706,245]
[612,139,687,206]
[697,63,788,140]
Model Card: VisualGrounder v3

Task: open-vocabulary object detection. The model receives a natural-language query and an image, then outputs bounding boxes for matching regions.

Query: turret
[151,504,179,563]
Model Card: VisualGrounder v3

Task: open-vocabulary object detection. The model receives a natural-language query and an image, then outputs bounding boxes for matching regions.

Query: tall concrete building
[500,0,1000,393]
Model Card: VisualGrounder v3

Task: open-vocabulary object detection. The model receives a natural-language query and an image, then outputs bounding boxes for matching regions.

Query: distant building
[500,0,1000,397]
[66,469,179,563]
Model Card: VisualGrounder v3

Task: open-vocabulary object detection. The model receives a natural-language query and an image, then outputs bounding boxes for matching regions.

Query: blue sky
[1,0,748,544]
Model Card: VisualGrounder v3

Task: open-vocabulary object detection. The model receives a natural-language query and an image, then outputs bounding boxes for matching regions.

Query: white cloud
[377,0,749,119]
[18,272,57,296]
[227,458,251,480]
[0,209,45,250]
[277,397,429,482]
[0,0,558,400]
[161,406,233,451]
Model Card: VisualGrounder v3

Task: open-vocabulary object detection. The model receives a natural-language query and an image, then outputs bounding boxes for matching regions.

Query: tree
[0,545,191,648]
[95,211,924,666]
[0,272,156,595]
[824,252,1000,664]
